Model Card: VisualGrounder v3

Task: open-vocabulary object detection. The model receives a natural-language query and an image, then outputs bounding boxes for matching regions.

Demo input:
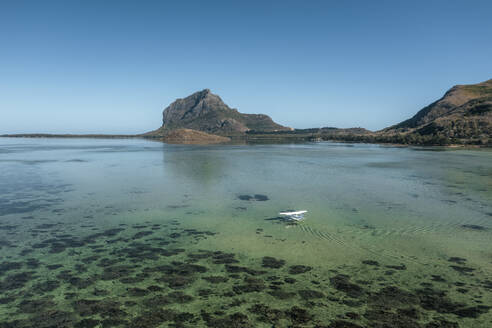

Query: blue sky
[1,0,491,134]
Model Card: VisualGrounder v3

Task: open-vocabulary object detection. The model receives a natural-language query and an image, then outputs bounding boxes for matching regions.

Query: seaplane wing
[279,210,307,221]
[279,210,307,216]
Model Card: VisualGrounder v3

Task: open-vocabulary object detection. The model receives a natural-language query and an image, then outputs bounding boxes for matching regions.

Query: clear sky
[1,0,492,134]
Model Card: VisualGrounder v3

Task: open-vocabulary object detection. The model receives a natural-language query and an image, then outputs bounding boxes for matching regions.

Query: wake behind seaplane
[279,210,308,221]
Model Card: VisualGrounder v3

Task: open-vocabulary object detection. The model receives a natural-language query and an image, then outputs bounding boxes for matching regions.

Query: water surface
[0,138,491,327]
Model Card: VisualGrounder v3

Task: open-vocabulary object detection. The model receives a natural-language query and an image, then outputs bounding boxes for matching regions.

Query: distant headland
[3,79,491,146]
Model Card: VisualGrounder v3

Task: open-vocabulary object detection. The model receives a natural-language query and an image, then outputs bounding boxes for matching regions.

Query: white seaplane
[279,210,307,221]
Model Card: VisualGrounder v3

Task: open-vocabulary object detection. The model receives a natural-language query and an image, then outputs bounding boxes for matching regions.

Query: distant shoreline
[0,133,139,139]
[1,133,489,149]
[3,79,490,148]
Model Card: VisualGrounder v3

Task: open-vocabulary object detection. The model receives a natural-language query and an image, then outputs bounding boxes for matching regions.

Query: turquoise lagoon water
[0,138,491,327]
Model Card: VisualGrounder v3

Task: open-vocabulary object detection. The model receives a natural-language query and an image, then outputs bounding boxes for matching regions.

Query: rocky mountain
[381,79,492,145]
[148,89,290,137]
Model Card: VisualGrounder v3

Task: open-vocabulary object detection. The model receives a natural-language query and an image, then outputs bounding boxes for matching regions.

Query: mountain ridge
[144,79,491,145]
[379,78,492,144]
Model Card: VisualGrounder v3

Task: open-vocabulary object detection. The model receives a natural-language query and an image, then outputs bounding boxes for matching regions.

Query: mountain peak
[158,90,289,135]
[192,88,212,98]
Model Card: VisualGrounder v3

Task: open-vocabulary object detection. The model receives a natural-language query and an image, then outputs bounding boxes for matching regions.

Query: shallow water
[0,137,491,327]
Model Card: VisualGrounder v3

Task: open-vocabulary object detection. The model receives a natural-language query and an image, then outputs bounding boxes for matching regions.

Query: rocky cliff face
[382,79,492,144]
[159,89,290,135]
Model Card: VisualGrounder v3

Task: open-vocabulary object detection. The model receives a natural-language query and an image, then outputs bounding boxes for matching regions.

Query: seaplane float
[279,210,307,221]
